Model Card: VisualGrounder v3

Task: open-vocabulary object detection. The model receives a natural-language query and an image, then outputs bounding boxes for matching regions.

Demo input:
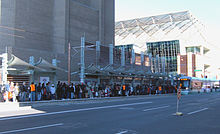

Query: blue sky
[115,0,220,45]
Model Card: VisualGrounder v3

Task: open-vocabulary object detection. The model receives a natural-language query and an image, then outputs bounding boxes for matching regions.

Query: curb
[0,94,178,108]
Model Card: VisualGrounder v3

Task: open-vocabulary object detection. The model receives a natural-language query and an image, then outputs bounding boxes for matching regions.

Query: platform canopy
[7,55,43,71]
[35,58,66,72]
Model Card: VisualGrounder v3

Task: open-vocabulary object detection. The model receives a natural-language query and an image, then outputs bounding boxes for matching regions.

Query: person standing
[36,83,42,101]
[14,83,20,102]
[30,82,36,101]
[50,84,56,100]
[46,83,51,100]
[56,82,62,100]
[78,84,82,99]
[62,83,66,99]
[75,84,79,99]
[70,83,75,99]
[9,82,16,102]
[88,84,93,99]
[21,82,28,102]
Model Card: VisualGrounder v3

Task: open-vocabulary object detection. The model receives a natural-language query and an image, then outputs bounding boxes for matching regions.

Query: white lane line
[0,102,152,121]
[0,123,63,134]
[143,105,170,112]
[119,107,134,110]
[116,130,128,134]
[187,108,208,115]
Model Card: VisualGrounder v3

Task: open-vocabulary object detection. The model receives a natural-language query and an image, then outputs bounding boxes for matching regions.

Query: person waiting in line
[56,82,62,100]
[45,83,50,100]
[66,84,71,99]
[20,82,28,102]
[61,83,67,99]
[78,84,83,99]
[50,84,56,100]
[14,83,20,102]
[30,82,36,101]
[36,83,42,101]
[42,83,47,100]
[98,84,102,98]
[88,84,93,99]
[130,85,134,96]
[70,83,75,99]
[75,84,78,99]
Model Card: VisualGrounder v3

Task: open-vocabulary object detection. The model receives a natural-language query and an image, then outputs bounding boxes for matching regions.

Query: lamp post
[68,42,71,84]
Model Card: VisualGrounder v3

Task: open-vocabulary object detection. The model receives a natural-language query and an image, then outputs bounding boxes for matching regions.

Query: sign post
[176,86,183,116]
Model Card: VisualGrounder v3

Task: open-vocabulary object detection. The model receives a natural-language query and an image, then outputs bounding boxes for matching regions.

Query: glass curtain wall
[147,40,180,74]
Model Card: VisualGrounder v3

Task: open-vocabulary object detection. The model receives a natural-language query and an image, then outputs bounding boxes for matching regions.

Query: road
[0,93,220,134]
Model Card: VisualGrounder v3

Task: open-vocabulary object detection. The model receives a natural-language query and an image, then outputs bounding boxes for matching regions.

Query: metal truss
[115,11,205,41]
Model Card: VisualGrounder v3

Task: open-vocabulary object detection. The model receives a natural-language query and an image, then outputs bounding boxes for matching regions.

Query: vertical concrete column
[177,54,181,74]
[96,41,100,68]
[121,46,125,67]
[187,52,193,77]
[80,36,85,84]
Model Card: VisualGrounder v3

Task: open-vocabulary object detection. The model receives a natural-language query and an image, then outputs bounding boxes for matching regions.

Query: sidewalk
[0,94,174,110]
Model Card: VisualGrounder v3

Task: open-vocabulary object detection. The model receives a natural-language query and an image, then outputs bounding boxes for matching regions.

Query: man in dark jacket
[20,82,28,102]
[36,83,42,101]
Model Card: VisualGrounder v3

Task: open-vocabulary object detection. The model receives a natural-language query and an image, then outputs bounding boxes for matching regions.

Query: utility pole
[67,0,71,85]
[96,41,100,68]
[80,36,85,84]
[2,53,8,85]
[68,42,71,84]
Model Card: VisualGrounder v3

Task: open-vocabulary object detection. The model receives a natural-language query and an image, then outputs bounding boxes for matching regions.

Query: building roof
[115,11,208,54]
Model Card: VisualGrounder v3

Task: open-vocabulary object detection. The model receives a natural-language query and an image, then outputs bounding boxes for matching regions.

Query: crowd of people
[0,81,178,102]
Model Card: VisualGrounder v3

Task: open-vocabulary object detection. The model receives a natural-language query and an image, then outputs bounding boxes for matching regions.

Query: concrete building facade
[0,0,115,83]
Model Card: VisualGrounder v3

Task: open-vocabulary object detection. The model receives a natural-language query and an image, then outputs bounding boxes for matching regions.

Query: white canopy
[8,55,43,71]
[35,58,66,72]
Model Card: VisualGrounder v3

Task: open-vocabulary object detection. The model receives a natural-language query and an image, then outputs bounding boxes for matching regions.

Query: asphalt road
[0,93,220,134]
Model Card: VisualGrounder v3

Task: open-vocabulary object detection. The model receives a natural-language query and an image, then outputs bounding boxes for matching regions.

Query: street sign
[194,69,202,72]
[175,88,183,116]
[177,89,181,100]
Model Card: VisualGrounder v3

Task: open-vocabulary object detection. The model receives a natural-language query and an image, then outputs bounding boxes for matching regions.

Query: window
[186,46,200,54]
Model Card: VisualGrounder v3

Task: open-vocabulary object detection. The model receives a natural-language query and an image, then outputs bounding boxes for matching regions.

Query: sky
[115,0,220,46]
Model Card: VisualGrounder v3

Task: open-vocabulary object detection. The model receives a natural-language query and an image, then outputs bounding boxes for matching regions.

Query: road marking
[187,108,208,115]
[119,107,134,110]
[116,130,128,134]
[0,123,63,134]
[0,102,152,121]
[143,105,170,112]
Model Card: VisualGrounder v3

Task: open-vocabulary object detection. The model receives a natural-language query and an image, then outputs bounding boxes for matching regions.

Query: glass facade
[186,46,200,54]
[115,44,133,65]
[147,40,180,74]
